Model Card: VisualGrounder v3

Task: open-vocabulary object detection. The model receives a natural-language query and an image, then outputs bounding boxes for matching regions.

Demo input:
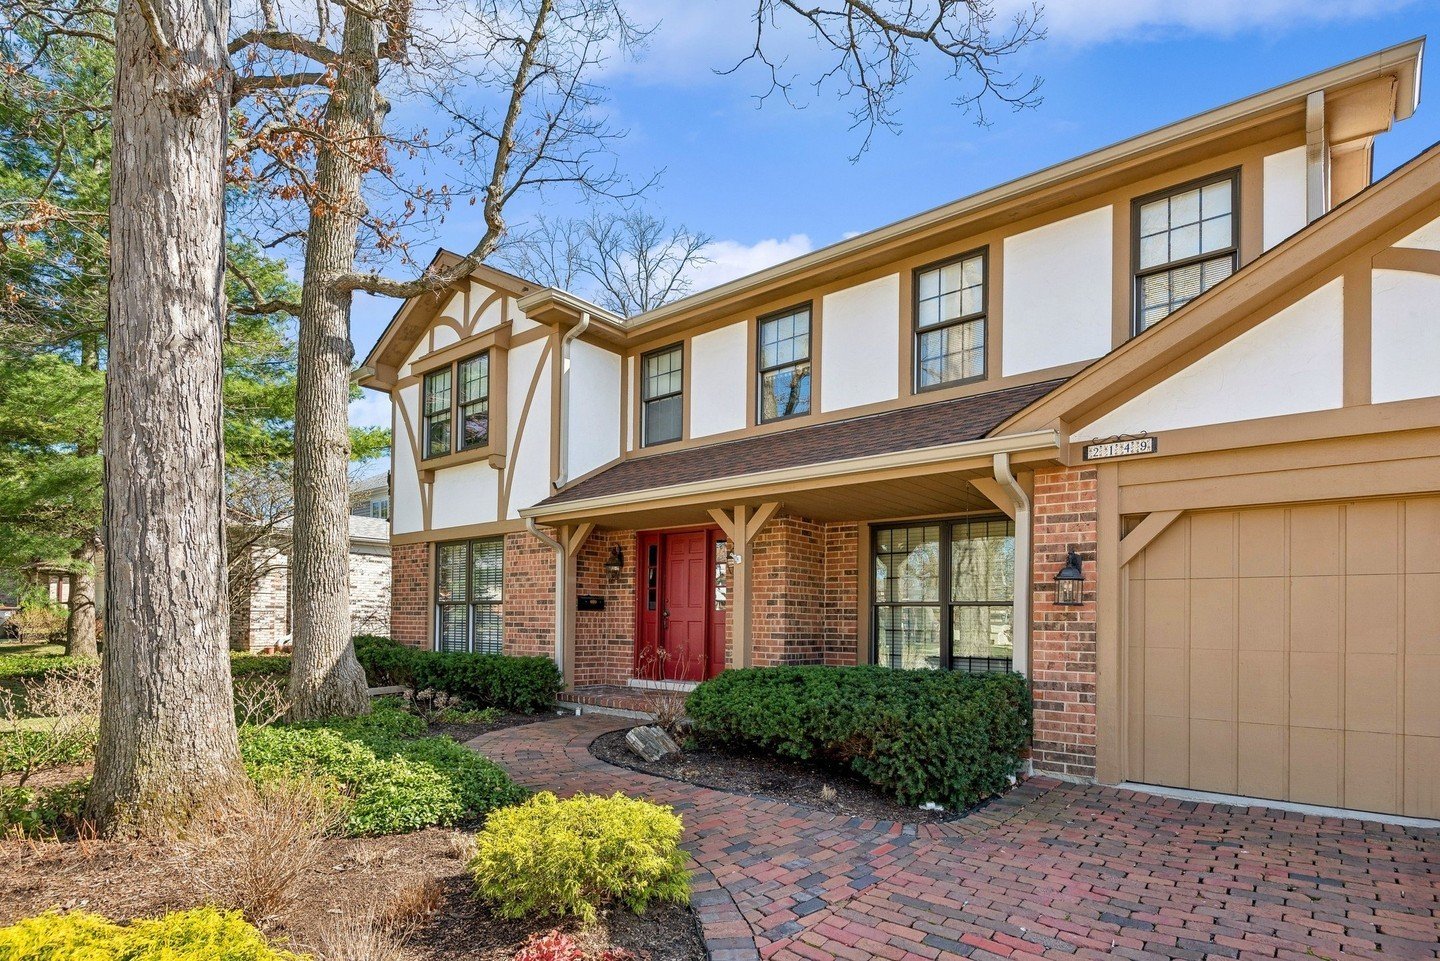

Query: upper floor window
[1135,173,1238,334]
[457,353,490,450]
[422,367,452,459]
[757,305,812,423]
[915,250,986,390]
[641,344,683,447]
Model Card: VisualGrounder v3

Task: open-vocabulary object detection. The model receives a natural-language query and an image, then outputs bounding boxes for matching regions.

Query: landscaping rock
[626,725,680,762]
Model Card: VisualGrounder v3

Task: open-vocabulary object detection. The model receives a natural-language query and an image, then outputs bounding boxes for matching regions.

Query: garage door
[1126,496,1440,818]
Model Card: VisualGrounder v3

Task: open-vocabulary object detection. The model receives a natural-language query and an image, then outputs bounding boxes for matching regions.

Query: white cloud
[685,234,815,293]
[350,390,392,431]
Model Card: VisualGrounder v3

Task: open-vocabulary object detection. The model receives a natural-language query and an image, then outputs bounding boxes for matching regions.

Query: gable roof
[994,139,1440,438]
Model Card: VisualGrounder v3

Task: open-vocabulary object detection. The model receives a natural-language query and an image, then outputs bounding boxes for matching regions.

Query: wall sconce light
[1054,549,1085,606]
[603,545,625,576]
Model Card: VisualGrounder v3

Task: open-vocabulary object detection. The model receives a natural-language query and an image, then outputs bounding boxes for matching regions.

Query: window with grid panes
[915,251,986,389]
[435,537,504,653]
[873,517,1015,673]
[422,367,452,458]
[1135,174,1238,333]
[641,344,683,446]
[457,352,490,450]
[757,305,811,422]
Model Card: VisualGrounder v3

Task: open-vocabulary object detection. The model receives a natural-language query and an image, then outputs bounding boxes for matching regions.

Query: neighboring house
[230,515,393,651]
[359,41,1439,820]
[351,471,391,520]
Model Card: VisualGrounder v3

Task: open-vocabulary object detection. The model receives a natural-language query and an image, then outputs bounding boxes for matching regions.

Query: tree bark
[286,6,375,720]
[86,0,246,834]
[65,535,100,659]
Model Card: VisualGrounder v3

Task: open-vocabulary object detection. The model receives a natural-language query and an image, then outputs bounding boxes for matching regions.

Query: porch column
[707,502,780,670]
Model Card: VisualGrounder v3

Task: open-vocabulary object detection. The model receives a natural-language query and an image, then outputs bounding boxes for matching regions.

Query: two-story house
[360,39,1440,820]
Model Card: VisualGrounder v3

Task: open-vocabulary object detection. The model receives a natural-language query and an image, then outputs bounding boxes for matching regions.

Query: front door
[660,531,708,681]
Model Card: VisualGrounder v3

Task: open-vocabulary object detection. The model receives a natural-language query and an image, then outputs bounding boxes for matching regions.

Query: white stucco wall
[1002,206,1113,376]
[1263,146,1308,251]
[1372,268,1440,404]
[1396,214,1440,251]
[689,322,748,438]
[390,383,423,535]
[430,459,501,529]
[505,338,552,518]
[567,339,622,478]
[1079,278,1345,438]
[820,274,900,413]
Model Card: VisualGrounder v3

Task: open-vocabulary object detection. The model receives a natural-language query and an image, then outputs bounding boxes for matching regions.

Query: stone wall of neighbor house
[573,529,638,687]
[391,542,431,649]
[350,545,392,637]
[503,530,558,659]
[822,522,861,666]
[1029,465,1100,780]
[231,543,290,652]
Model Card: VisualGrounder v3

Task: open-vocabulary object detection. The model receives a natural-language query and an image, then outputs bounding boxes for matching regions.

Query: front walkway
[472,716,1440,961]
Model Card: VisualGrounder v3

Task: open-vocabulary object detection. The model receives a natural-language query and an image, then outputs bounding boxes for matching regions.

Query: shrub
[0,907,305,960]
[355,635,562,715]
[180,776,346,920]
[471,791,689,924]
[239,703,526,836]
[230,652,291,677]
[511,930,637,961]
[8,597,67,646]
[685,666,1031,811]
[0,663,101,785]
[0,779,88,838]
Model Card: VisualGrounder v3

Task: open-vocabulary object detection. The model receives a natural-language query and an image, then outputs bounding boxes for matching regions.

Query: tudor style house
[360,40,1440,820]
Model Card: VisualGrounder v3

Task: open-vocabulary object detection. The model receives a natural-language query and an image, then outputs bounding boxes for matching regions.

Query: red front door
[660,530,708,681]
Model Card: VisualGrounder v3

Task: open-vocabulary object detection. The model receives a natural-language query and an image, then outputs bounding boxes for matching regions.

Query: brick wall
[750,515,826,667]
[573,530,638,686]
[822,522,860,666]
[349,545,392,637]
[1030,465,1099,779]
[503,530,557,659]
[390,542,430,648]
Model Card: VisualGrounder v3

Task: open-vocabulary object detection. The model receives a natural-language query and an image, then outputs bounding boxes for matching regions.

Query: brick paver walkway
[472,715,1440,961]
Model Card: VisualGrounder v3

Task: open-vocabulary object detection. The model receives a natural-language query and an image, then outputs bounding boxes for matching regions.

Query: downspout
[553,311,591,490]
[525,517,567,671]
[993,452,1031,679]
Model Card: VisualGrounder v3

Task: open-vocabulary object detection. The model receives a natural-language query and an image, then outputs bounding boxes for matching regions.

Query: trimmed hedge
[0,907,304,960]
[239,701,527,835]
[0,649,84,681]
[229,652,290,677]
[354,635,562,714]
[685,666,1030,811]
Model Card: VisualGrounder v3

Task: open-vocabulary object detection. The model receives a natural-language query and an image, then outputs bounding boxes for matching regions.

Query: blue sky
[349,0,1439,435]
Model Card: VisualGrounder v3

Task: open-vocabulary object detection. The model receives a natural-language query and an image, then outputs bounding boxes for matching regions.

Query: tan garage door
[1126,496,1440,818]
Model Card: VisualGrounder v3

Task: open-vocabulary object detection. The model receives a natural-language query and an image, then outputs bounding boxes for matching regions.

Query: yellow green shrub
[470,791,689,923]
[0,906,307,960]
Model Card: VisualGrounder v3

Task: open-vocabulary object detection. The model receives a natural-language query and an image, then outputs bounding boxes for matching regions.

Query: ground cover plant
[0,906,305,960]
[685,665,1030,811]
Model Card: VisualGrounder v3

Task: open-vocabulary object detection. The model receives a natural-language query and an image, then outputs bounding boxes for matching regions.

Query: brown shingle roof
[541,378,1066,507]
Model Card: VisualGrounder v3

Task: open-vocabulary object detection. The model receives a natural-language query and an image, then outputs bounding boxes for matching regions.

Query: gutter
[524,517,567,671]
[522,429,1061,521]
[553,311,591,491]
[992,452,1032,681]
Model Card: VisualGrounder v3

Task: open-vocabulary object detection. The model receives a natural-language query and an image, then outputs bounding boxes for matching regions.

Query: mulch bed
[425,709,565,743]
[0,827,706,960]
[590,728,958,824]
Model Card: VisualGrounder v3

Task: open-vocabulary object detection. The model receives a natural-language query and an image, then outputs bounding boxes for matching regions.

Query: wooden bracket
[1119,510,1184,568]
[561,522,595,558]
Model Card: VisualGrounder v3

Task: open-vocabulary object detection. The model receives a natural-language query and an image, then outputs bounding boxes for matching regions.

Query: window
[368,497,389,520]
[915,250,986,389]
[757,305,811,422]
[422,367,452,458]
[435,536,504,653]
[873,517,1015,673]
[641,344,683,446]
[1135,174,1238,333]
[457,353,490,450]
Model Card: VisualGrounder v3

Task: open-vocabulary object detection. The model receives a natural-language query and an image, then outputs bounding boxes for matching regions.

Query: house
[351,470,391,520]
[229,515,393,651]
[359,40,1439,820]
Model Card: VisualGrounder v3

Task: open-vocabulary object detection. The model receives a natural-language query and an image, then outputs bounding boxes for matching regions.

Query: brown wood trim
[1343,264,1373,407]
[391,519,527,546]
[855,523,873,665]
[1095,463,1123,785]
[1117,509,1184,567]
[968,477,1014,519]
[409,323,523,377]
[1372,245,1440,275]
[500,339,553,518]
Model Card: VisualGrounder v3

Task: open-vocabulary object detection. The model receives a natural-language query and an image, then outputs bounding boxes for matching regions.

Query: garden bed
[0,826,706,960]
[590,728,960,824]
[425,710,561,744]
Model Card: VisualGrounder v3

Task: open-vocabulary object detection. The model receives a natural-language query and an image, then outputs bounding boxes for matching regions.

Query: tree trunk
[86,0,245,834]
[287,7,376,720]
[65,535,99,659]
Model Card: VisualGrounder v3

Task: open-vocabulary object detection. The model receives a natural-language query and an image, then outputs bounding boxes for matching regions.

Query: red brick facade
[502,531,557,659]
[1029,466,1099,780]
[390,542,431,649]
[573,529,638,686]
[822,523,860,666]
[750,516,826,666]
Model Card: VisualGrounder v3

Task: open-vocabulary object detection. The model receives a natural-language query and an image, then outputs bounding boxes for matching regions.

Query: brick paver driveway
[472,715,1440,961]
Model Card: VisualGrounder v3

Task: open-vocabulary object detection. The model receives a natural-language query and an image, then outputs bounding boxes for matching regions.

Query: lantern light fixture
[603,545,625,576]
[1054,549,1085,606]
